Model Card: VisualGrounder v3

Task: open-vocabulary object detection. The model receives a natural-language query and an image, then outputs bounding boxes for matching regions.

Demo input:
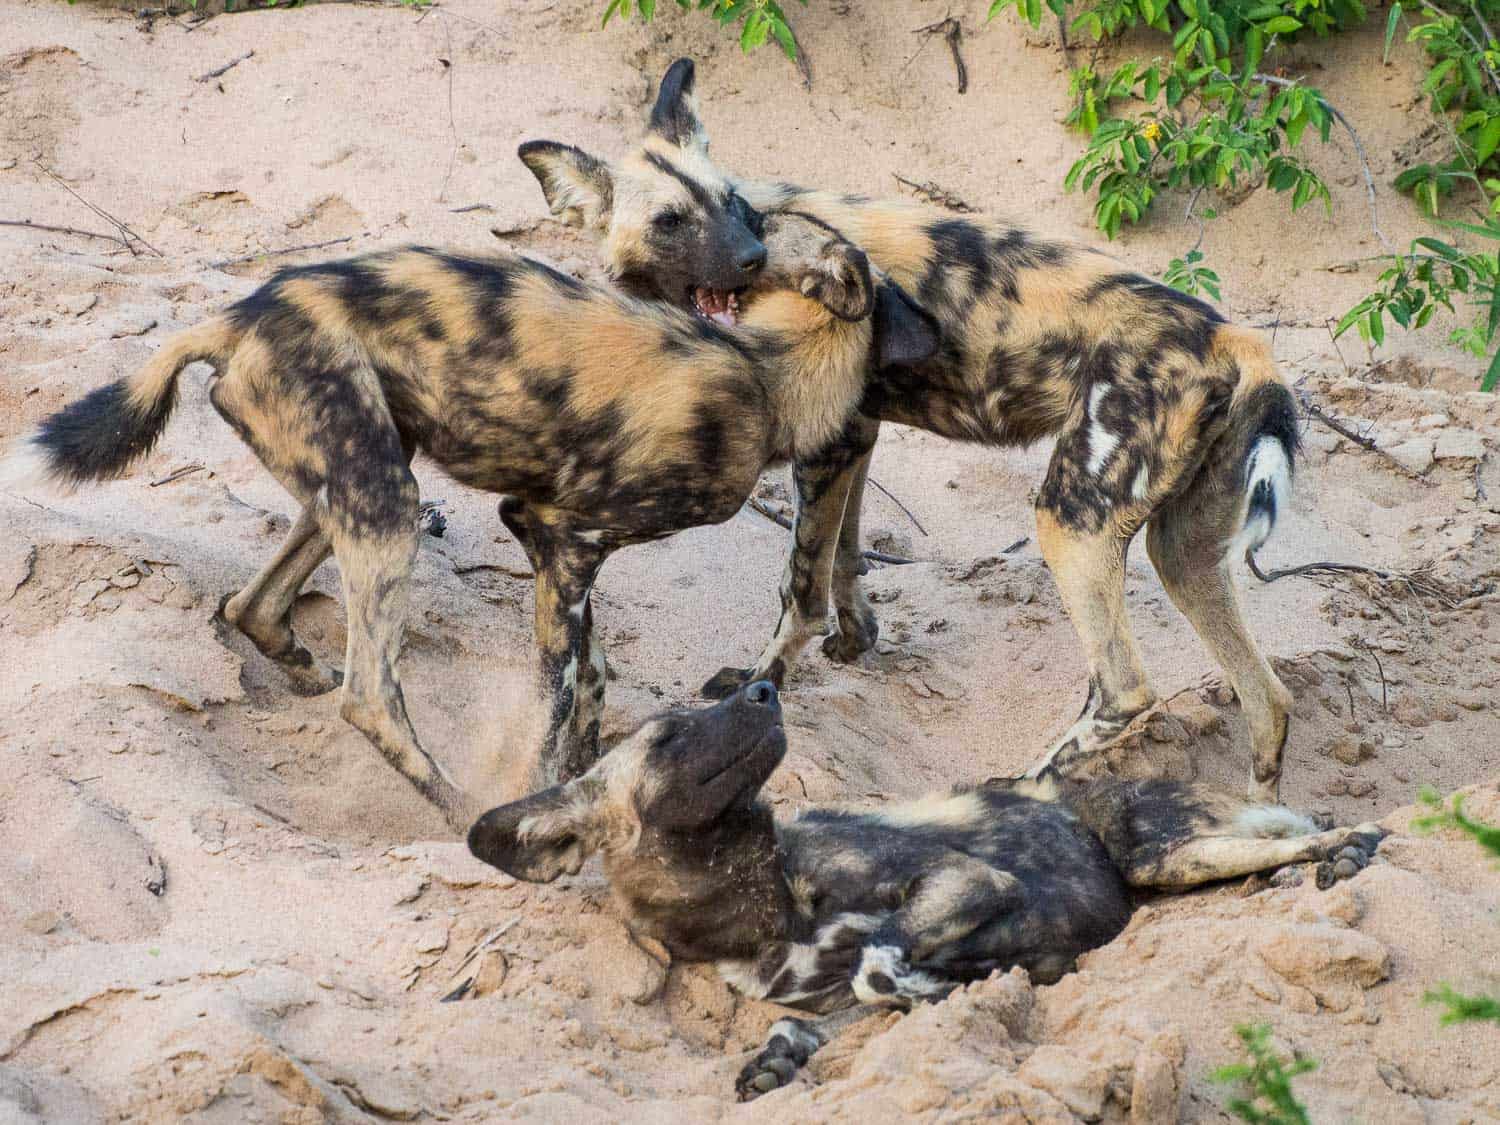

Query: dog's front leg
[735,1006,876,1101]
[703,421,879,699]
[516,507,610,788]
[823,415,881,663]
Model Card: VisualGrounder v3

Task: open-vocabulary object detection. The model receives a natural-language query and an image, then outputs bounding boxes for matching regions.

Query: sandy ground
[3,1,1500,1120]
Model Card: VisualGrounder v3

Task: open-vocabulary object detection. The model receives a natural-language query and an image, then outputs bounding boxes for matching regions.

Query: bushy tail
[1,317,237,491]
[1233,804,1320,839]
[1212,326,1299,562]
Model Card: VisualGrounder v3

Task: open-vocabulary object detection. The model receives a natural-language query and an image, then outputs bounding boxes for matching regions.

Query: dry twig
[747,498,914,566]
[209,236,353,269]
[892,173,977,213]
[868,477,928,536]
[149,463,206,487]
[1300,398,1436,486]
[0,218,131,252]
[33,160,164,257]
[914,17,968,94]
[194,49,254,83]
[1245,549,1462,609]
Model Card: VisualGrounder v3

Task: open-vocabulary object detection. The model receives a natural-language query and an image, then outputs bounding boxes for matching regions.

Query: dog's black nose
[737,244,766,274]
[745,680,777,706]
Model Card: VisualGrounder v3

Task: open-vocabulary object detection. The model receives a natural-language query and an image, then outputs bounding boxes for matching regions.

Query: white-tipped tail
[0,435,58,496]
[1234,804,1319,839]
[1230,435,1292,561]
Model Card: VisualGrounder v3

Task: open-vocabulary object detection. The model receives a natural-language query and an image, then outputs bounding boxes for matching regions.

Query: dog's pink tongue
[709,308,736,327]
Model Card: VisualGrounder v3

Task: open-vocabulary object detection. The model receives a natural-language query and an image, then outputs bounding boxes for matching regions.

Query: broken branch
[33,160,164,257]
[209,236,353,269]
[194,49,254,83]
[0,218,131,252]
[747,498,914,566]
[1300,398,1436,486]
[914,17,968,94]
[868,477,928,536]
[892,173,977,213]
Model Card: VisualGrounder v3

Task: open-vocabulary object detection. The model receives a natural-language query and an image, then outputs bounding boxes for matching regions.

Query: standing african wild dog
[522,58,1303,801]
[3,215,937,827]
[467,682,1385,1100]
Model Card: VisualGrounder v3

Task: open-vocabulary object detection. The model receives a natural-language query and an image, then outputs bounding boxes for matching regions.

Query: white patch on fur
[716,958,771,999]
[873,791,985,829]
[852,944,948,1006]
[1131,463,1151,501]
[0,436,60,495]
[765,1018,821,1055]
[1085,384,1119,476]
[1230,436,1292,561]
[1234,805,1318,839]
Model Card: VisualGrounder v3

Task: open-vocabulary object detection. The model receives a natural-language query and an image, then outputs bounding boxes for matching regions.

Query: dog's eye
[653,211,682,231]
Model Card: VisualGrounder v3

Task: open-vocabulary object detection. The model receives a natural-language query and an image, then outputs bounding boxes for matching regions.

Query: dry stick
[892,173,977,213]
[1300,398,1436,486]
[209,236,352,269]
[149,463,206,487]
[1245,549,1461,609]
[747,498,914,566]
[450,203,493,214]
[33,160,164,257]
[868,477,928,536]
[0,218,131,251]
[194,49,254,83]
[914,17,968,94]
[1358,640,1390,713]
[436,16,459,203]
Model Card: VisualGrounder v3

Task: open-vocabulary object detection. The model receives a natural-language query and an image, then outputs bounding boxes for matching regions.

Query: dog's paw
[822,618,877,663]
[735,1019,820,1102]
[1315,823,1386,889]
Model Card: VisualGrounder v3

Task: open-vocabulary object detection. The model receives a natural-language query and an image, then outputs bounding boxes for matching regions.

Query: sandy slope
[2,1,1499,1120]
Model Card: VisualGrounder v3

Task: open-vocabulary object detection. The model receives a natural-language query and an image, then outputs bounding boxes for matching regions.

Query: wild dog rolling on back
[525,58,1303,801]
[7,216,936,827]
[468,682,1385,1100]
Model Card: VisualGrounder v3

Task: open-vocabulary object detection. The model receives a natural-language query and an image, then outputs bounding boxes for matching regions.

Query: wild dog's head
[743,212,939,370]
[468,682,786,883]
[519,58,765,325]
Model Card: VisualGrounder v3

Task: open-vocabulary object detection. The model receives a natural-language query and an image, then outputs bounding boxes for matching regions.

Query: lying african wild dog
[522,58,1304,802]
[4,215,937,828]
[467,682,1385,1101]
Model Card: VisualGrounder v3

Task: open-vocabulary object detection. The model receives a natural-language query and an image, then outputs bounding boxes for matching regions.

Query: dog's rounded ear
[648,57,709,153]
[873,280,941,368]
[517,140,614,230]
[798,241,875,322]
[468,783,596,883]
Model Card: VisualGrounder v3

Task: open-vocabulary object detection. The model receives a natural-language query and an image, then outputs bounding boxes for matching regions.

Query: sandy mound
[2,1,1498,1120]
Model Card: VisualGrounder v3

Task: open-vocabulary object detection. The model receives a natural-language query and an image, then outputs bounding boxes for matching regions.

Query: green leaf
[639,0,656,18]
[1383,2,1402,62]
[1484,348,1500,391]
[1261,15,1304,33]
[1415,237,1462,260]
[771,18,797,58]
[1476,118,1500,167]
[1488,282,1500,341]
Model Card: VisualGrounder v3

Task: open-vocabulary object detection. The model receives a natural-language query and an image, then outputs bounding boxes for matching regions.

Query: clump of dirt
[2,2,1498,1121]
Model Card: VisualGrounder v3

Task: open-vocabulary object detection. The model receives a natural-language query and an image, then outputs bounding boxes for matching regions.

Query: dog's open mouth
[691,286,742,327]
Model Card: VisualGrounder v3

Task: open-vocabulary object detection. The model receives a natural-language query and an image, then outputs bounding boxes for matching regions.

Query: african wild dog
[3,215,937,828]
[523,58,1305,802]
[467,682,1385,1100]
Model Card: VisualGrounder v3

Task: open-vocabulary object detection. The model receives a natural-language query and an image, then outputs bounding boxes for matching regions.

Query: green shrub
[601,0,803,57]
[1211,1024,1316,1125]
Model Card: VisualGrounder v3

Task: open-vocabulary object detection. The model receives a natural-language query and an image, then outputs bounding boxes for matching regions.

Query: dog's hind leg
[518,508,610,786]
[703,421,877,699]
[823,420,882,663]
[1122,822,1386,892]
[1147,494,1294,801]
[1027,504,1156,779]
[221,505,339,694]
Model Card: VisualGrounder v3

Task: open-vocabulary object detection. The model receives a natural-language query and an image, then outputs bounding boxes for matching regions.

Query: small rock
[1333,857,1360,879]
[22,910,62,935]
[1434,429,1485,461]
[1387,437,1434,475]
[413,924,449,955]
[1415,413,1450,431]
[1253,923,1390,990]
[470,949,508,997]
[109,315,158,339]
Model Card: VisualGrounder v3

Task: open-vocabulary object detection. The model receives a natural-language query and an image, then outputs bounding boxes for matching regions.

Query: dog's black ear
[798,241,875,322]
[517,140,614,230]
[649,57,709,152]
[468,783,596,883]
[873,280,941,368]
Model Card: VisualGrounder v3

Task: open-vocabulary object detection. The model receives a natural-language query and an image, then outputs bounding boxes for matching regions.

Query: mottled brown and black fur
[468,683,1384,1101]
[7,216,937,827]
[531,58,1303,801]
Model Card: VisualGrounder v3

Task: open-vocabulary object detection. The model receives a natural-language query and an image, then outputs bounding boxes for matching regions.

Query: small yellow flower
[1142,121,1162,143]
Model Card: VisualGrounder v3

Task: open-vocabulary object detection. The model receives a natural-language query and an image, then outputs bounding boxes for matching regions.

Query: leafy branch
[1211,1024,1316,1125]
[601,0,803,57]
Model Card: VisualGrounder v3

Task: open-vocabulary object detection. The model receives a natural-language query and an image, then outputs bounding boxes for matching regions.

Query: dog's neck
[602,801,798,962]
[740,292,870,461]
